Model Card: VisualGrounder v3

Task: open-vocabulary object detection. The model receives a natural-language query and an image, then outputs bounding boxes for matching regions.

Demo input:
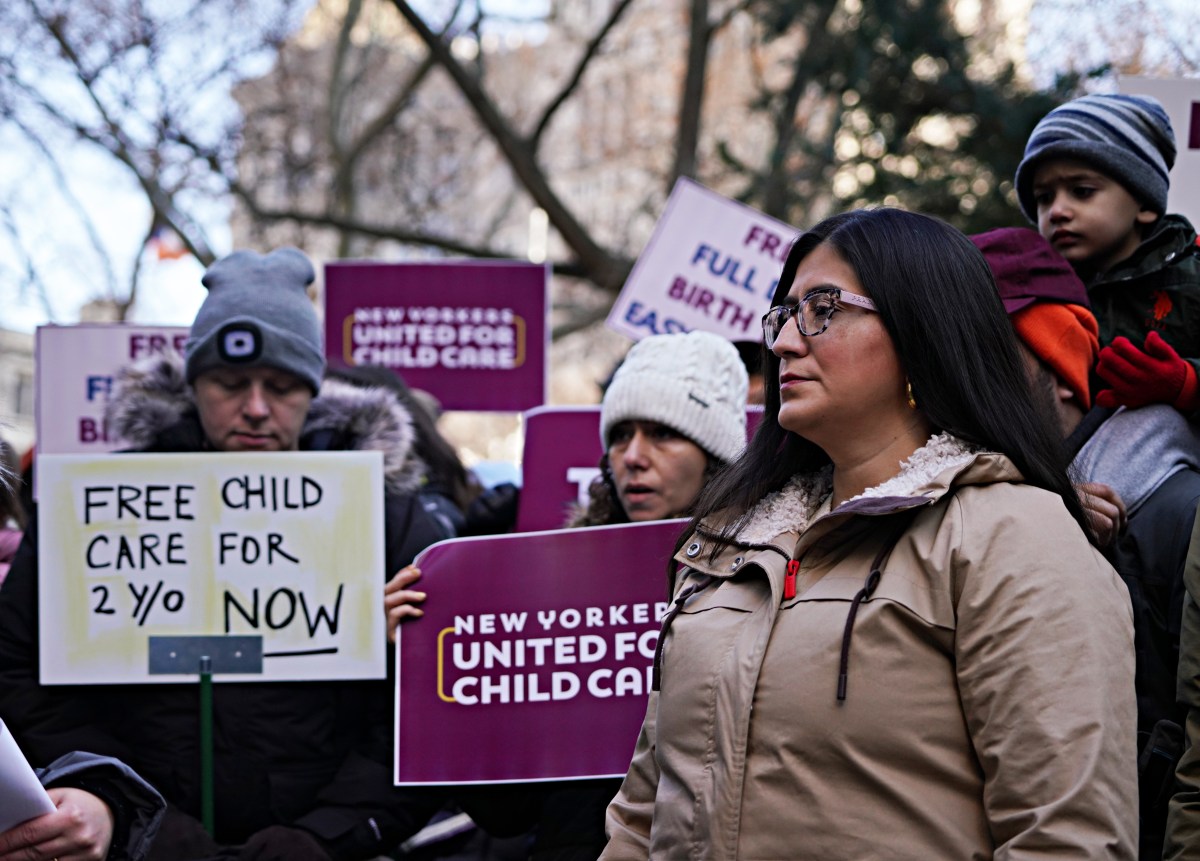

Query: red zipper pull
[784,560,800,600]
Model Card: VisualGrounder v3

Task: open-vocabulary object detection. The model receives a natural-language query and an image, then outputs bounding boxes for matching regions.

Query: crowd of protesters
[1,90,1200,860]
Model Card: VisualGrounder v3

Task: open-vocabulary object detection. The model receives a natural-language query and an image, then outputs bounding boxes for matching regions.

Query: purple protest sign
[324,260,548,412]
[514,406,766,533]
[395,520,686,784]
[515,407,603,533]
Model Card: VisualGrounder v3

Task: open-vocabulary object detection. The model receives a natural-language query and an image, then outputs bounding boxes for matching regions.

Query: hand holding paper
[0,718,55,833]
[0,787,116,861]
[0,720,117,860]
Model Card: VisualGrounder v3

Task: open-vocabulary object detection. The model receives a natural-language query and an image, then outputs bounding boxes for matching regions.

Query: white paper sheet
[0,718,56,832]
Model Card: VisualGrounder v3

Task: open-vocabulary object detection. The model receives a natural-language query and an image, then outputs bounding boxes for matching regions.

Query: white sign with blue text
[36,323,190,456]
[606,178,798,343]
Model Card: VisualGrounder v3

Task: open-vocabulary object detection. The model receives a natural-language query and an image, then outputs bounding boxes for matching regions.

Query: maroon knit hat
[969,227,1090,313]
[971,227,1098,409]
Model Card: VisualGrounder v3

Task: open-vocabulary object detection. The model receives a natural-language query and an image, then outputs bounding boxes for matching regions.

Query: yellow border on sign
[343,315,356,365]
[437,626,458,703]
[512,315,526,368]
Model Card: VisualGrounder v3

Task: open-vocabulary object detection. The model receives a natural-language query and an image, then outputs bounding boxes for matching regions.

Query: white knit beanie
[600,331,749,463]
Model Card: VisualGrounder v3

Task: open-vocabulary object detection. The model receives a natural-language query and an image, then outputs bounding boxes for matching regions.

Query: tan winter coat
[603,436,1138,860]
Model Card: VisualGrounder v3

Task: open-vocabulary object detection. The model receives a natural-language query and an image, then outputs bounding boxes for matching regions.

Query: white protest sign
[607,178,798,342]
[1119,76,1200,226]
[36,324,189,455]
[37,452,385,685]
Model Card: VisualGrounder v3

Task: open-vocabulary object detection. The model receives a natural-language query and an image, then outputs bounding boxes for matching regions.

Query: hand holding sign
[0,720,55,833]
[385,564,427,641]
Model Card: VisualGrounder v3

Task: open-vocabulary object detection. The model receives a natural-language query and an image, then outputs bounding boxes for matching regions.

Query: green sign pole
[199,654,214,835]
[148,635,263,839]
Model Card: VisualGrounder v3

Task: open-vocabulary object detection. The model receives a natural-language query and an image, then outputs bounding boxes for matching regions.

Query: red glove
[1095,331,1199,410]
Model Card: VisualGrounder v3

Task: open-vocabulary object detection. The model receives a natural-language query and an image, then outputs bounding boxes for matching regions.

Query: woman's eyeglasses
[761,288,878,347]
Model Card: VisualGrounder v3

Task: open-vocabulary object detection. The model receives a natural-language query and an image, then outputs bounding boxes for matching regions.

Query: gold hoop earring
[906,380,917,410]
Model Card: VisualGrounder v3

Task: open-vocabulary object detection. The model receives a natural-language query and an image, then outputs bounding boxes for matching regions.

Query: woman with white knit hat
[383,330,750,861]
[570,330,749,527]
[384,330,750,624]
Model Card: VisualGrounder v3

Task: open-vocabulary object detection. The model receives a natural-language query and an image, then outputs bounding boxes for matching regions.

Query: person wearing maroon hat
[973,226,1200,861]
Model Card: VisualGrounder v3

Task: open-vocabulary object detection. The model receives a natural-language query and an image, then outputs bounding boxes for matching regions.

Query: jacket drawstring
[836,511,919,702]
[837,567,881,701]
[652,573,715,691]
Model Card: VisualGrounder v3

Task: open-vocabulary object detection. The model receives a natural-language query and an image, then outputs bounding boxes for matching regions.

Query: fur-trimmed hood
[104,352,426,494]
[729,432,1014,546]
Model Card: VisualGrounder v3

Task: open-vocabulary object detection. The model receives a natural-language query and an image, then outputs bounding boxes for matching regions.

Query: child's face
[1031,158,1157,280]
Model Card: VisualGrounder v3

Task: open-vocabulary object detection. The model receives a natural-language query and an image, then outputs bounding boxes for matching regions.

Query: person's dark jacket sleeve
[37,750,166,861]
[289,489,449,859]
[384,490,452,574]
[0,517,131,765]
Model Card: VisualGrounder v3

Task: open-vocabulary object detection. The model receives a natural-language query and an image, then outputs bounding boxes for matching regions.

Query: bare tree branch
[328,0,365,154]
[670,0,711,189]
[337,55,436,174]
[328,1,468,215]
[121,218,163,319]
[0,202,58,321]
[529,0,636,149]
[10,114,119,301]
[759,2,838,219]
[387,0,629,290]
[31,0,218,265]
[232,183,598,280]
[551,304,610,341]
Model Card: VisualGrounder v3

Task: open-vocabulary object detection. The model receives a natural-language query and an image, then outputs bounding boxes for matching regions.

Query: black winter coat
[1067,405,1200,861]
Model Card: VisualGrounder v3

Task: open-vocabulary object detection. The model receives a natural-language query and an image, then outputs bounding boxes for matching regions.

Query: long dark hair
[0,438,24,530]
[682,207,1093,548]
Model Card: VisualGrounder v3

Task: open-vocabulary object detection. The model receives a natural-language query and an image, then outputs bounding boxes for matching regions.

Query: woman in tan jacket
[602,208,1138,860]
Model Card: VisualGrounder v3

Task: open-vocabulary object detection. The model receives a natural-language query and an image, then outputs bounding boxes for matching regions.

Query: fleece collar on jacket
[731,432,997,546]
[104,352,426,494]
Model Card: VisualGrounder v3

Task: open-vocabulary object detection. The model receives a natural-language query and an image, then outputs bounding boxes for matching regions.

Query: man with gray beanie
[0,248,448,861]
[1015,92,1200,417]
[187,247,327,399]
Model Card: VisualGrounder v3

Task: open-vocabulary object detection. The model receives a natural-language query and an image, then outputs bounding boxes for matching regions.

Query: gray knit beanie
[1014,93,1175,223]
[186,247,325,393]
[600,331,749,463]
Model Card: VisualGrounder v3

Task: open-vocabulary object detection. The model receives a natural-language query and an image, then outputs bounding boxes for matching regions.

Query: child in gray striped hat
[1015,93,1200,416]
